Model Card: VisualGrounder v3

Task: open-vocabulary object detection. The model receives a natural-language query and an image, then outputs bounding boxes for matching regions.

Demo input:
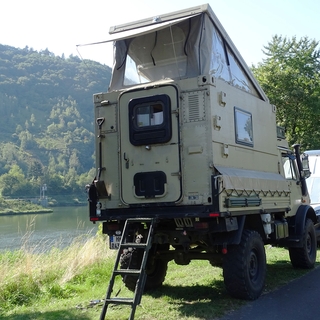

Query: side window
[234,107,253,147]
[129,94,172,146]
[282,155,297,180]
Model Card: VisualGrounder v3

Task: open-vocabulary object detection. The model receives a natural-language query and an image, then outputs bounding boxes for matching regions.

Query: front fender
[292,205,316,236]
[284,205,317,247]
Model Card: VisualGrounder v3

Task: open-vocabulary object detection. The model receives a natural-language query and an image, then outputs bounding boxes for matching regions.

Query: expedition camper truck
[85,3,317,318]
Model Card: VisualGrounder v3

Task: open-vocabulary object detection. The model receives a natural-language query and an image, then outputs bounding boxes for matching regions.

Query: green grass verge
[0,239,318,320]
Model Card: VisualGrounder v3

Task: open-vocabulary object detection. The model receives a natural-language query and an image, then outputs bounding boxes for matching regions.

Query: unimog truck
[86,3,318,318]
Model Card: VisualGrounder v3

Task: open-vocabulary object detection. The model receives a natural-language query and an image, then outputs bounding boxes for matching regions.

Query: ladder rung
[114,269,141,275]
[126,218,154,222]
[105,297,134,305]
[120,243,148,249]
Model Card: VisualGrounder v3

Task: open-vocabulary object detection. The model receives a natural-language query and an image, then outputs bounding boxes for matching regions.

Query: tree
[0,164,36,196]
[69,149,80,171]
[27,159,43,180]
[46,174,64,195]
[252,36,320,150]
[30,113,36,126]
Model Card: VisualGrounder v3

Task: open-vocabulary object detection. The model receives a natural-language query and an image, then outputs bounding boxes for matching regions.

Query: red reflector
[209,213,220,217]
[222,248,228,254]
[90,217,99,221]
[194,222,209,229]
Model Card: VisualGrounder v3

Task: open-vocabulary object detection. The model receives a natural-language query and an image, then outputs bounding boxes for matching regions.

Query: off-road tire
[223,230,266,300]
[120,247,168,292]
[289,218,316,269]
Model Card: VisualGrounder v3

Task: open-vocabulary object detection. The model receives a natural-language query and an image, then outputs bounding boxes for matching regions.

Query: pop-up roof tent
[82,4,267,101]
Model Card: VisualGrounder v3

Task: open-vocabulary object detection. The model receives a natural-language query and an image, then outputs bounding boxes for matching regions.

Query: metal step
[114,269,141,276]
[120,243,148,249]
[125,218,154,222]
[104,297,134,305]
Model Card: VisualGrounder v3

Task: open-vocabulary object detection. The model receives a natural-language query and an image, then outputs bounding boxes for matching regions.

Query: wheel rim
[249,250,259,282]
[306,232,312,255]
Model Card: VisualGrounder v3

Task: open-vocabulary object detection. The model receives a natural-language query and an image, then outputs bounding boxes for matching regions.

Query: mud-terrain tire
[289,218,316,269]
[120,247,168,292]
[223,230,266,300]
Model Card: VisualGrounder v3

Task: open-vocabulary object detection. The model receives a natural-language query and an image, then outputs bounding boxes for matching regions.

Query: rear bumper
[89,202,217,222]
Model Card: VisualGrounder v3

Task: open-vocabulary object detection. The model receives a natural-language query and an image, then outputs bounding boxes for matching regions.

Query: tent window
[124,25,187,85]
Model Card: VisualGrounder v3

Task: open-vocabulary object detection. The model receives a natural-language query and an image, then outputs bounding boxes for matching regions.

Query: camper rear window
[234,107,253,147]
[128,94,172,146]
[135,104,164,127]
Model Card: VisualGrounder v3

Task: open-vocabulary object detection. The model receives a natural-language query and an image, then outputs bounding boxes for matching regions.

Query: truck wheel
[289,218,316,269]
[144,258,168,291]
[120,246,168,292]
[223,230,266,300]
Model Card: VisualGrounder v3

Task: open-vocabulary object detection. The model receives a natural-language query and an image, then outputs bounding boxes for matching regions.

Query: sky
[1,0,319,68]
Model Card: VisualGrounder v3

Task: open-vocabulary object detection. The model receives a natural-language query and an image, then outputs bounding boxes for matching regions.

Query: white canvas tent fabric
[103,6,267,101]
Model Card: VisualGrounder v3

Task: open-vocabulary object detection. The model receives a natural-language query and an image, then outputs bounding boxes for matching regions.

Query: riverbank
[0,193,89,215]
[0,198,53,215]
[48,194,87,207]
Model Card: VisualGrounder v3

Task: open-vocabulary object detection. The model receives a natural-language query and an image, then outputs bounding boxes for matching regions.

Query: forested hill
[0,44,112,198]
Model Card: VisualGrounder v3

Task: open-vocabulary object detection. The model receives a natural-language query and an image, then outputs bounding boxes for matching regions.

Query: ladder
[100,218,156,320]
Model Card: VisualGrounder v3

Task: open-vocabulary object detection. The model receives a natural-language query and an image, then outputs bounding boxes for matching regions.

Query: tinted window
[135,103,163,127]
[129,94,171,146]
[234,107,253,147]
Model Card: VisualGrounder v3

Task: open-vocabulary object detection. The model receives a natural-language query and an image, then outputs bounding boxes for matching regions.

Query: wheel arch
[224,214,268,246]
[244,214,266,240]
[291,205,316,237]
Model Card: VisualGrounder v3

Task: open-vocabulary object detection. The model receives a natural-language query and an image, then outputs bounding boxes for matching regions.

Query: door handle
[123,153,129,169]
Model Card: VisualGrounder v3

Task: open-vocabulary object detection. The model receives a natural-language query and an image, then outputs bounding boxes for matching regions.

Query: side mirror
[301,153,311,179]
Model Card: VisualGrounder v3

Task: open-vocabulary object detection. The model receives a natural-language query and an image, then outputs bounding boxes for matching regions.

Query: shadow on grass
[0,309,93,320]
[147,280,245,319]
[145,260,320,319]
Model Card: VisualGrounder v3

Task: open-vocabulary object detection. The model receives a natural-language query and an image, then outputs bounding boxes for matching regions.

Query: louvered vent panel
[188,95,200,121]
[183,91,206,122]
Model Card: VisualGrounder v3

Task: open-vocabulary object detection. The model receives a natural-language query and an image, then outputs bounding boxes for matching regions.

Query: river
[0,206,99,252]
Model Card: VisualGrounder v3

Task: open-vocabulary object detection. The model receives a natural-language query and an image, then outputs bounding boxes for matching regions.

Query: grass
[0,238,319,320]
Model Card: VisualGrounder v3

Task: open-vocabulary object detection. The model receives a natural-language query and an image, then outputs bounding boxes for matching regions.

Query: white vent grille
[188,95,200,121]
[183,91,206,122]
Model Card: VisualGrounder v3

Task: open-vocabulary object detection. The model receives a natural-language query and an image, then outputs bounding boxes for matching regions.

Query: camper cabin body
[91,4,305,220]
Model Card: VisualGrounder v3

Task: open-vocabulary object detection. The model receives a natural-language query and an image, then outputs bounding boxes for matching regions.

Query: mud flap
[88,183,98,217]
[212,216,246,245]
